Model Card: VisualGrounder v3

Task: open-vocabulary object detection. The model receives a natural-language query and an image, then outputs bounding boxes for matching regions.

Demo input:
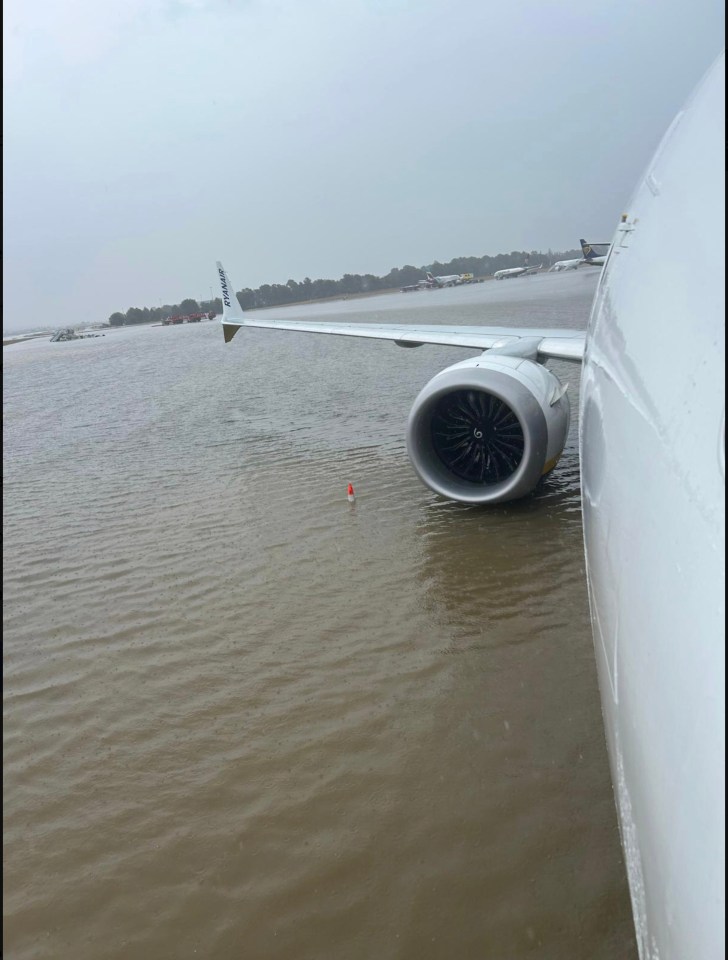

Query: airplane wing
[216,262,585,361]
[221,316,585,361]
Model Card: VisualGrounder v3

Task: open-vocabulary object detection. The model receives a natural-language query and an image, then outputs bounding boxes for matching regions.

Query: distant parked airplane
[548,257,581,272]
[549,240,611,271]
[493,257,542,279]
[579,239,610,266]
[421,271,463,288]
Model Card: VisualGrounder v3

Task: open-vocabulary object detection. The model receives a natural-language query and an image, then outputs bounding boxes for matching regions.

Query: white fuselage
[580,52,724,960]
[493,267,528,279]
[426,273,462,287]
[549,259,581,271]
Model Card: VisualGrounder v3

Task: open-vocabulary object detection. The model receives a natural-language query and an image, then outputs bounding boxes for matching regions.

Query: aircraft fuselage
[579,52,724,960]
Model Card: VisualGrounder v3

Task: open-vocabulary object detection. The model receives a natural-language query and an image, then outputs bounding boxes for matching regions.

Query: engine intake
[429,389,525,483]
[406,355,570,504]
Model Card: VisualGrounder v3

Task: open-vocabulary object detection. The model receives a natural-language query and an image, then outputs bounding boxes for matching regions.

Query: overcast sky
[3,0,724,331]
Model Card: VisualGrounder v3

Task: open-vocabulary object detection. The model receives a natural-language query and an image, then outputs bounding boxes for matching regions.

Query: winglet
[223,323,241,343]
[216,261,244,343]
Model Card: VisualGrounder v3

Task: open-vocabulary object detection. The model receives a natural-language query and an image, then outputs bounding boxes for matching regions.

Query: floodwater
[3,270,637,959]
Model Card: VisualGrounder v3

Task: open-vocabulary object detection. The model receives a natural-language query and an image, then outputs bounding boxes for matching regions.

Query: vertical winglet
[216,260,244,344]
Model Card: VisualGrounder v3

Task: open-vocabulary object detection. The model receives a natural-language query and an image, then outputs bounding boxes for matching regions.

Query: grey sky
[3,0,724,331]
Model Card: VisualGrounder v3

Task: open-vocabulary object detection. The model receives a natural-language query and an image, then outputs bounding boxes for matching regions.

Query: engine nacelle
[406,355,570,504]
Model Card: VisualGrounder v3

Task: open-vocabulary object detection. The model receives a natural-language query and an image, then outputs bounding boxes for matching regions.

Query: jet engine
[406,354,570,504]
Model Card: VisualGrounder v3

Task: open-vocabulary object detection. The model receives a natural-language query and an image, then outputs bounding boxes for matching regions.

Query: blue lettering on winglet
[218,268,232,308]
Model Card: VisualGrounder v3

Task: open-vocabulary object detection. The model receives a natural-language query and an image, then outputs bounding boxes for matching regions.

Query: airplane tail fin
[426,272,435,282]
[216,261,244,343]
[579,239,596,260]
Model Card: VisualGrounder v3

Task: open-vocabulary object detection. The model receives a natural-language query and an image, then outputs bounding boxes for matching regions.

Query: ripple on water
[4,279,635,960]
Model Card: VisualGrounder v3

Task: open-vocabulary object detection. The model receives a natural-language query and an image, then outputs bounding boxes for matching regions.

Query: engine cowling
[406,355,570,504]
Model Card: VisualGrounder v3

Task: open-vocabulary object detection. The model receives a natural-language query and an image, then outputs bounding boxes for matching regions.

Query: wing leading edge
[216,262,585,362]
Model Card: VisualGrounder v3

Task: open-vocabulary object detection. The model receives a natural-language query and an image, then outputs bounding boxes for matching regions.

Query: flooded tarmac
[3,270,637,959]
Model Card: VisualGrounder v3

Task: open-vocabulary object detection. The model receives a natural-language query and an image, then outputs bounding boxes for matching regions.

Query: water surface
[3,271,637,959]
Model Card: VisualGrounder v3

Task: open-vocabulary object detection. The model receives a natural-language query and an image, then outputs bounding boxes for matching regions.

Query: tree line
[107,248,581,326]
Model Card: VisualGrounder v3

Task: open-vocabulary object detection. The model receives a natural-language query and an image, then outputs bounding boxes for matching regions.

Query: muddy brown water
[3,270,637,959]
